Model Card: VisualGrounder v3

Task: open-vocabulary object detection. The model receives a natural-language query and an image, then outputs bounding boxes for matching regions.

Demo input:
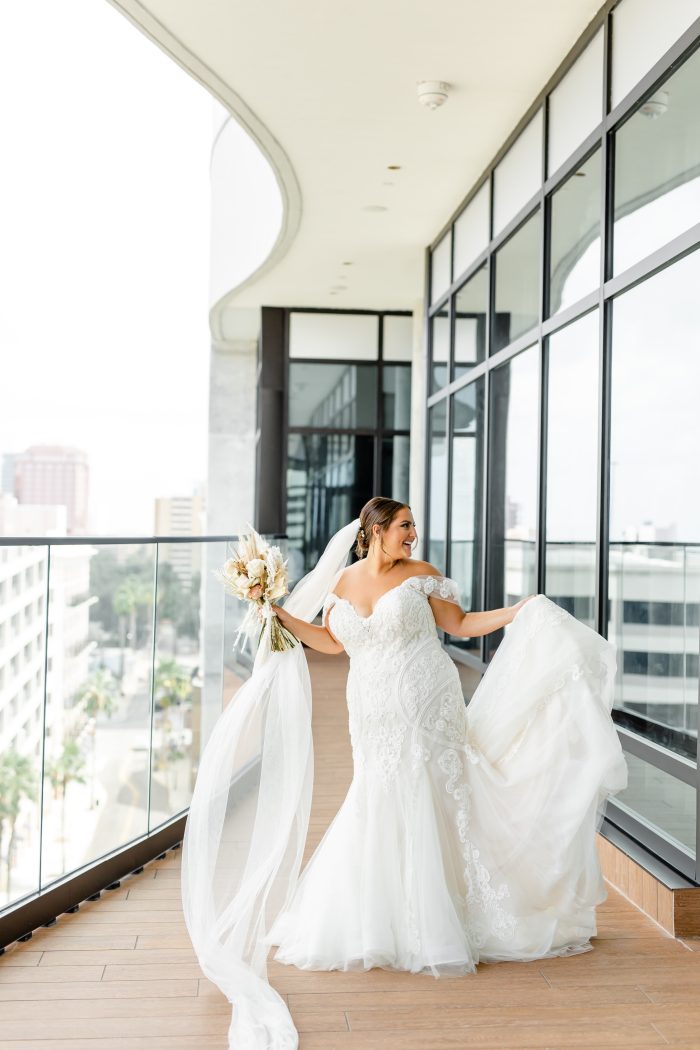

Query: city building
[154,486,206,586]
[11,446,89,536]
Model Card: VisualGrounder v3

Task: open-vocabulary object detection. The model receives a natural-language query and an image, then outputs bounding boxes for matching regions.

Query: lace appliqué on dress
[437,747,517,948]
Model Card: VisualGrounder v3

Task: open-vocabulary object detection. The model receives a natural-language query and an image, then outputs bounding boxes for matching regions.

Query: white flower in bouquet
[213,523,297,653]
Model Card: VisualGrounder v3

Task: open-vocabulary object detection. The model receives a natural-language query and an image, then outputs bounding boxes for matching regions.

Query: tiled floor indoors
[1,648,699,1049]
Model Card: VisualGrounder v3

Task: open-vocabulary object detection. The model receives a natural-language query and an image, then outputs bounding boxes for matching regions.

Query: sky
[1,0,213,534]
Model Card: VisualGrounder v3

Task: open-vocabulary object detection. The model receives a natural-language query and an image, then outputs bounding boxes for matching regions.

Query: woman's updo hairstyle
[354,496,409,560]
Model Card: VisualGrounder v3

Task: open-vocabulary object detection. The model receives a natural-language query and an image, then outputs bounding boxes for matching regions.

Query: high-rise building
[13,446,89,536]
[154,484,206,586]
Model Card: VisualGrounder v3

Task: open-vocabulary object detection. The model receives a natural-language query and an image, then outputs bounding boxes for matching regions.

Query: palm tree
[153,660,192,776]
[0,750,37,899]
[74,669,118,808]
[114,578,152,676]
[45,740,86,874]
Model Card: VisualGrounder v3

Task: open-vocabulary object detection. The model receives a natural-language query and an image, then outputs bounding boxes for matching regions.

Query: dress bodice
[322,573,460,662]
[321,574,468,793]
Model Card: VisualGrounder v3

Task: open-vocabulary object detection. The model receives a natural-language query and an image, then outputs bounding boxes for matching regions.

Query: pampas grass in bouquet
[214,523,298,653]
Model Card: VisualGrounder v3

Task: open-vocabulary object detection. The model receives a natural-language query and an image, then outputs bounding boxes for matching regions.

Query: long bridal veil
[181,517,361,1050]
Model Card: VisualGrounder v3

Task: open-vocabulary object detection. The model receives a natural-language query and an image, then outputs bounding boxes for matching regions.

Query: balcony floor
[1,648,699,1049]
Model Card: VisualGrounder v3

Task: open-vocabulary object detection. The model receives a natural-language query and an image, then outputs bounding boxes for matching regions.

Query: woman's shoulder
[407,560,443,578]
[333,564,361,597]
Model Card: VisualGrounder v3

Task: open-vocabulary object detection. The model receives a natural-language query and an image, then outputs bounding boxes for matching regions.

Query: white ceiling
[111,0,605,322]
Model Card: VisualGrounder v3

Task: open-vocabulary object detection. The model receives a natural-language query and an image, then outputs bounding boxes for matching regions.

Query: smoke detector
[640,89,669,119]
[417,80,450,110]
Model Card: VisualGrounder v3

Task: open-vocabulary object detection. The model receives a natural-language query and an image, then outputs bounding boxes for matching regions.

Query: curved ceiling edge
[108,0,302,343]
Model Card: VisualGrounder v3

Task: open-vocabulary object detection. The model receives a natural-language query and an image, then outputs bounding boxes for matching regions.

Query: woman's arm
[430,595,534,637]
[270,602,345,655]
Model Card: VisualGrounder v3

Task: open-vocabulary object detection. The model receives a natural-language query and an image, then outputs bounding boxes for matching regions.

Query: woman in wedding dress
[266,496,627,975]
[181,496,627,1050]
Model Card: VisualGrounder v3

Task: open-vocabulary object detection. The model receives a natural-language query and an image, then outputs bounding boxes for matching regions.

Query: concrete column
[201,337,258,745]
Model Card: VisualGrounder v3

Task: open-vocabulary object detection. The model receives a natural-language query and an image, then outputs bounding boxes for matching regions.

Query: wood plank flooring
[1,647,698,1048]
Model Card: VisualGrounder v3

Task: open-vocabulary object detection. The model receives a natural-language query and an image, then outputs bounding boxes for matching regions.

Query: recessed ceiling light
[362,205,388,212]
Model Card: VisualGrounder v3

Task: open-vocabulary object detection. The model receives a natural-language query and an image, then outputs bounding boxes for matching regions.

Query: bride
[181,496,628,1050]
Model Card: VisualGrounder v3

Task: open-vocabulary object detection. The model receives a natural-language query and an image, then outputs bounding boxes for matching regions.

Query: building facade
[424,1,700,881]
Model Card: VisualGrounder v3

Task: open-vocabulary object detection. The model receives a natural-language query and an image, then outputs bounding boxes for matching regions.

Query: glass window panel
[430,307,450,394]
[430,231,452,304]
[151,541,207,828]
[383,314,413,361]
[382,365,411,431]
[548,149,601,316]
[547,28,604,175]
[449,379,484,652]
[453,182,490,277]
[609,251,700,746]
[486,345,539,659]
[493,210,541,354]
[381,435,410,506]
[493,109,543,235]
[288,362,377,428]
[544,310,599,627]
[428,401,448,569]
[286,433,374,576]
[615,750,695,856]
[611,0,700,108]
[454,265,487,379]
[40,543,154,885]
[0,543,45,910]
[613,46,700,275]
[289,312,378,360]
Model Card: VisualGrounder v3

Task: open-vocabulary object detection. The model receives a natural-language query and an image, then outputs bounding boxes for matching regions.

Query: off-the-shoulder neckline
[326,573,453,622]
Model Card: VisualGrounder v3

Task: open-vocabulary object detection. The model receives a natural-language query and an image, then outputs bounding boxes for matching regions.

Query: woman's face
[373,506,417,560]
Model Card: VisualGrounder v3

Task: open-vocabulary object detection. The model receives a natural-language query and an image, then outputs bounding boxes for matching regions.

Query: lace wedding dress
[181,518,627,1050]
[268,575,628,974]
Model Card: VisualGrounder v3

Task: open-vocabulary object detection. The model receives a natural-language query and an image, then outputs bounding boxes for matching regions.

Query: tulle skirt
[267,596,629,976]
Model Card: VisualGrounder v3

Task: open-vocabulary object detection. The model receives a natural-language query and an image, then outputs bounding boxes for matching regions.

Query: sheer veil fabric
[181,517,627,1049]
[181,517,363,1050]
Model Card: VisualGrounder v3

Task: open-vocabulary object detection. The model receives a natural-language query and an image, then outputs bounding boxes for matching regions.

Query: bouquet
[214,523,298,653]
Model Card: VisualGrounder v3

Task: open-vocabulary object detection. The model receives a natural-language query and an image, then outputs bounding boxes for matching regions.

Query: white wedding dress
[181,518,628,1050]
[268,575,628,974]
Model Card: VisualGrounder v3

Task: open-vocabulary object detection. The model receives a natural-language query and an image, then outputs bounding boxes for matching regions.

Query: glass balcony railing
[0,534,286,915]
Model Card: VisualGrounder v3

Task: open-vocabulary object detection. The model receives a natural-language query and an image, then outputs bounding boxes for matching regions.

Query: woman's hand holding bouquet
[214,523,298,653]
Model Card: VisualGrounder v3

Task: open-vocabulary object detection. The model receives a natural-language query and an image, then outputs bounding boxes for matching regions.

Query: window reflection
[486,346,539,658]
[544,310,599,627]
[548,150,601,315]
[454,182,490,277]
[449,380,484,652]
[382,365,411,430]
[428,401,448,569]
[609,251,700,747]
[381,435,410,506]
[431,232,452,304]
[454,265,487,379]
[288,363,377,428]
[615,750,695,856]
[430,307,450,393]
[613,45,700,274]
[493,210,541,354]
[286,433,374,576]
